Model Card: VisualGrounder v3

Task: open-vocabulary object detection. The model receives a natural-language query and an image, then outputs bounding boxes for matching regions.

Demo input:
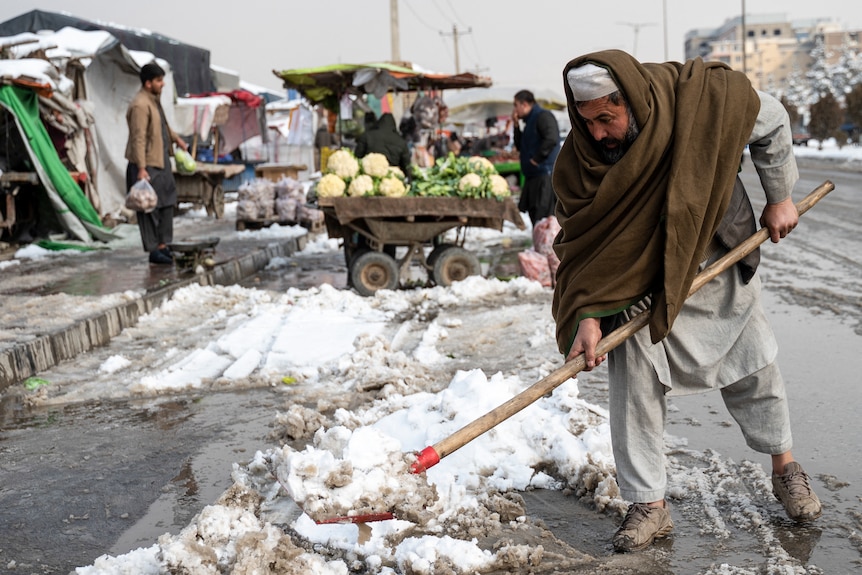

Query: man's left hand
[176,138,189,152]
[760,197,798,243]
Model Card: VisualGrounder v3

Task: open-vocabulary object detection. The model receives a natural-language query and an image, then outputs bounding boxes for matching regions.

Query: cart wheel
[211,184,225,218]
[427,243,458,268]
[350,250,399,296]
[432,246,481,286]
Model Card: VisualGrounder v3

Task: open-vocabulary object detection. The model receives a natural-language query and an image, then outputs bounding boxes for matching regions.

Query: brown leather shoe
[772,462,822,522]
[612,502,674,552]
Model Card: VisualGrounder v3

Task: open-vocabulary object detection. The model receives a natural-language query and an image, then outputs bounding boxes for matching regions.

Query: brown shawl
[551,50,760,354]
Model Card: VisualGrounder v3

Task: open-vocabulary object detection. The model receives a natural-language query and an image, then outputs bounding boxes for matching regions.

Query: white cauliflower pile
[326,149,360,179]
[317,149,512,200]
[488,173,511,197]
[458,173,483,194]
[379,176,407,197]
[466,155,496,175]
[317,148,409,198]
[316,173,347,198]
[348,174,374,197]
[361,153,391,178]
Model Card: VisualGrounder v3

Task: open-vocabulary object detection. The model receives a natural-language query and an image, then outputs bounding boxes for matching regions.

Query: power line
[430,0,453,25]
[444,0,467,27]
[403,0,439,32]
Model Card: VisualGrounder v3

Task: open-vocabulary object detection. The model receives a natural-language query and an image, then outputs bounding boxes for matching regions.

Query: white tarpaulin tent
[2,27,178,216]
[444,86,566,126]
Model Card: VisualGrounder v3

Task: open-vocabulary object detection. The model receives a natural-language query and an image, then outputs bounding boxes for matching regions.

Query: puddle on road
[0,387,285,573]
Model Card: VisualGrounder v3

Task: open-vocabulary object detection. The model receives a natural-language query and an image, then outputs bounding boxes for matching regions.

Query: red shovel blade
[315,512,396,524]
[310,446,442,525]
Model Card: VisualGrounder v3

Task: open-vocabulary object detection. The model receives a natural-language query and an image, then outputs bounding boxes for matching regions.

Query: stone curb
[0,235,306,391]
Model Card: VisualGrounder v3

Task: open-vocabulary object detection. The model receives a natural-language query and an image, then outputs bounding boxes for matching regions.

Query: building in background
[685,14,860,94]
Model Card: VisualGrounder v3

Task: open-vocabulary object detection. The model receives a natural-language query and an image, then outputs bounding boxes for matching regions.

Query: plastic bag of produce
[125,178,158,213]
[175,148,196,174]
[276,197,297,221]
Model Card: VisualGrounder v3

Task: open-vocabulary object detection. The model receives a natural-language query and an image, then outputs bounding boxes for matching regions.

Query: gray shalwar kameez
[608,92,800,503]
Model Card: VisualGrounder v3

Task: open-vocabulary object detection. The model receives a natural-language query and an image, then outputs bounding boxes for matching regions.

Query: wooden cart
[318,196,525,296]
[174,163,244,218]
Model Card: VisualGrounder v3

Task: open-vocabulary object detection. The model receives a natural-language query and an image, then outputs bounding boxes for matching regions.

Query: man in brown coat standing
[125,62,188,265]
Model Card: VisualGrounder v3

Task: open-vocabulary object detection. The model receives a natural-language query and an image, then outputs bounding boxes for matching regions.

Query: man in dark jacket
[512,90,560,225]
[355,113,410,175]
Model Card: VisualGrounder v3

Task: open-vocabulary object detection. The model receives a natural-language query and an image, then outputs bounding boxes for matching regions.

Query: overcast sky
[2,1,860,96]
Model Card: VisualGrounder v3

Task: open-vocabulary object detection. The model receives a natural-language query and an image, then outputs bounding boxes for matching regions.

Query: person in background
[512,90,560,225]
[314,109,338,172]
[355,112,410,176]
[553,50,821,553]
[447,132,463,156]
[125,62,188,265]
[353,111,378,159]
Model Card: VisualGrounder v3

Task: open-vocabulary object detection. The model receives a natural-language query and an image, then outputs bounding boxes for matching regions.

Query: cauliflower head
[458,173,483,193]
[348,174,375,197]
[316,173,346,198]
[467,156,496,175]
[488,174,511,197]
[387,166,405,180]
[361,153,390,178]
[379,177,407,197]
[327,149,360,179]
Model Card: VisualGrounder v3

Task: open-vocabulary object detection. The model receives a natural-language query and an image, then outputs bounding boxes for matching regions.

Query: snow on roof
[1,27,115,59]
[0,32,40,50]
[0,58,62,89]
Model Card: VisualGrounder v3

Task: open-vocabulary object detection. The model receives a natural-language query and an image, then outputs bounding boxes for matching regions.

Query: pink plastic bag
[518,249,552,287]
[532,216,561,286]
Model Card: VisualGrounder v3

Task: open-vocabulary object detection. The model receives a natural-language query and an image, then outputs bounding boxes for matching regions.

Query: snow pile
[273,426,439,524]
[62,275,615,573]
[75,332,618,573]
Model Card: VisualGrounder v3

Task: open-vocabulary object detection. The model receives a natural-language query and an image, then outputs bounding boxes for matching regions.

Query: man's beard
[597,107,639,164]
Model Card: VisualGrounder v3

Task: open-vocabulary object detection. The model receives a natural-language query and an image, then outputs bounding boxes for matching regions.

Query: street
[0,157,860,574]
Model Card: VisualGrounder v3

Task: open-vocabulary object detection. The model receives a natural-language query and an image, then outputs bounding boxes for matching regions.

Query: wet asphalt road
[0,158,860,574]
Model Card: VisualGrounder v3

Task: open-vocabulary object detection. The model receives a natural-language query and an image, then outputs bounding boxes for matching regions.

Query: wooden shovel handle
[425,180,835,466]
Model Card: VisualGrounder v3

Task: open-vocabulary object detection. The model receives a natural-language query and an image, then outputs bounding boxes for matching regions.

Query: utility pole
[390,0,401,63]
[741,0,747,76]
[662,0,668,60]
[618,21,657,58]
[440,24,471,73]
[388,0,404,121]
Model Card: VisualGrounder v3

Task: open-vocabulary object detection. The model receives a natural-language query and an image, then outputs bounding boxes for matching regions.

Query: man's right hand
[137,167,149,181]
[566,317,606,370]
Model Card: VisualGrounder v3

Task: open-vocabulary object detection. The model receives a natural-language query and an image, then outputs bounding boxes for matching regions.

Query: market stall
[273,62,492,110]
[273,62,517,296]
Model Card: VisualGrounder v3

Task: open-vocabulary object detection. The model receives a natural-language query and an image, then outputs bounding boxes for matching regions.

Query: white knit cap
[566,63,619,102]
